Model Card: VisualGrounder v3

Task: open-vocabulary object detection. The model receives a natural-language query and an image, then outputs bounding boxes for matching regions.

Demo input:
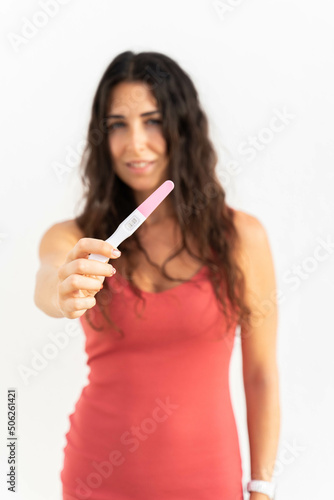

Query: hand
[56,237,121,319]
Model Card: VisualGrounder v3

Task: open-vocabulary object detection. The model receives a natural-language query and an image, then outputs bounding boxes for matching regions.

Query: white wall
[1,0,333,498]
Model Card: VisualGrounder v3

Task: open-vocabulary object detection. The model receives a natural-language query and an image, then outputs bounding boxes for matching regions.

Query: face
[106,81,169,200]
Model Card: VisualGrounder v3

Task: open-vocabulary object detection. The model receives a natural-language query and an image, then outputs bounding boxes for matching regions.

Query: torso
[113,216,204,293]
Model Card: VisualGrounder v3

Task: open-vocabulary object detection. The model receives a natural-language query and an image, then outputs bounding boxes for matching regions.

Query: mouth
[125,161,155,173]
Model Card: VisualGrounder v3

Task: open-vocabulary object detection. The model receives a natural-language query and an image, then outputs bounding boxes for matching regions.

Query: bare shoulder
[55,218,85,239]
[37,218,85,265]
[231,209,269,263]
[40,218,84,241]
[231,208,276,310]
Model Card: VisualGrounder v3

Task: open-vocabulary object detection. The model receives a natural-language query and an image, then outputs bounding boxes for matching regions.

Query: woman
[34,51,280,500]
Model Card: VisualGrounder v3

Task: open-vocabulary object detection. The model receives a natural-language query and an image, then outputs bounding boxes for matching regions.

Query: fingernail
[112,249,121,257]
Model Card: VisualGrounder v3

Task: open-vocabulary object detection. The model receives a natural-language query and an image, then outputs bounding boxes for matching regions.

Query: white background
[1,0,334,499]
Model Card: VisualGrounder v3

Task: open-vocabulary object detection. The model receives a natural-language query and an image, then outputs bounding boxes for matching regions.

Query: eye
[106,119,162,132]
[107,122,124,131]
[147,119,162,125]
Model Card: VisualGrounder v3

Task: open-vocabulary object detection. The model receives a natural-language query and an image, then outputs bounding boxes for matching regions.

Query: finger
[65,238,120,263]
[64,308,96,319]
[60,274,104,296]
[81,281,105,297]
[84,274,106,285]
[65,309,91,320]
[66,295,97,313]
[58,259,115,281]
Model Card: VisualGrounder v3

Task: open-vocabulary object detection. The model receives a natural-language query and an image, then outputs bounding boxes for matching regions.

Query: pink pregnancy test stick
[88,180,174,263]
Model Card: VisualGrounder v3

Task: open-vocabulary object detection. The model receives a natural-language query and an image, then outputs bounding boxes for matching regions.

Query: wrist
[246,479,276,500]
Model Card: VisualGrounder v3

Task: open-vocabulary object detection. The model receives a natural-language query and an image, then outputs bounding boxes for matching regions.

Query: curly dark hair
[74,50,251,338]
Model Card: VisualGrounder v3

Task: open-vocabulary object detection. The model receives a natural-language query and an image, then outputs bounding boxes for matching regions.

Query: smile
[126,161,155,172]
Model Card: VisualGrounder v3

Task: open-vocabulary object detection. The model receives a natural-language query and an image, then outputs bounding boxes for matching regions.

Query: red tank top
[61,265,243,500]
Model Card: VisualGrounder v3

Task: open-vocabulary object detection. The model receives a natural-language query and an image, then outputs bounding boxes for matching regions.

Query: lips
[126,161,155,171]
[126,160,154,166]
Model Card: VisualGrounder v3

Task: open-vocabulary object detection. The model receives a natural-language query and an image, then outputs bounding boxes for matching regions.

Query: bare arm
[34,220,82,317]
[34,220,120,319]
[35,262,68,318]
[234,211,280,494]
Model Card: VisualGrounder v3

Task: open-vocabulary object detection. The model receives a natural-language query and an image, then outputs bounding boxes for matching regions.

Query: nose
[126,122,146,153]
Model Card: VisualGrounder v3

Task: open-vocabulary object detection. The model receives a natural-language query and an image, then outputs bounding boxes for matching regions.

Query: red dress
[61,265,244,500]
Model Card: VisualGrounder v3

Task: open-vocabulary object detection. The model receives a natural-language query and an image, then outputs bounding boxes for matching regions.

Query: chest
[114,221,203,293]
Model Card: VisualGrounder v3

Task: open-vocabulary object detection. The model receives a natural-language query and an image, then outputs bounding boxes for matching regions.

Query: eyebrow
[105,110,162,119]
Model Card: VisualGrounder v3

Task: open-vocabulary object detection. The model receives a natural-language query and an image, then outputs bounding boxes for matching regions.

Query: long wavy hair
[75,50,251,338]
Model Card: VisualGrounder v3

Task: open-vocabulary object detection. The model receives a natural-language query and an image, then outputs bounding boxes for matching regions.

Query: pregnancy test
[88,180,174,263]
